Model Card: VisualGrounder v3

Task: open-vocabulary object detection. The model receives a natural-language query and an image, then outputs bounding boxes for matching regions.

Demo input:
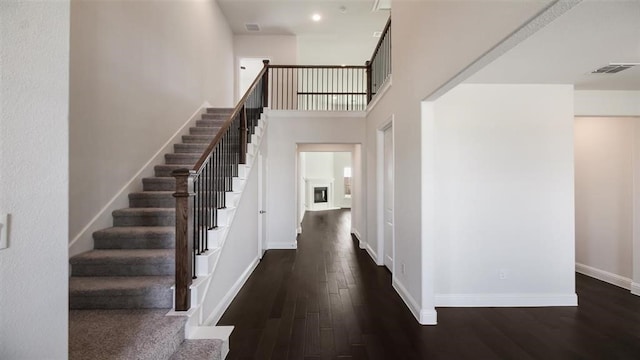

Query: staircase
[69,108,234,360]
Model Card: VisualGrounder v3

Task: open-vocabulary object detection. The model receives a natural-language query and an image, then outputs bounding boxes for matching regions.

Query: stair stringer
[166,111,268,354]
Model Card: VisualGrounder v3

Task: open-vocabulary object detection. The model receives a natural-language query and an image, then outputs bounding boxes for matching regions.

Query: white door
[258,151,267,258]
[383,126,394,271]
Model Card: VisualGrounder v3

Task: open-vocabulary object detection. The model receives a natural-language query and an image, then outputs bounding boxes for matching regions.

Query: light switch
[0,213,8,250]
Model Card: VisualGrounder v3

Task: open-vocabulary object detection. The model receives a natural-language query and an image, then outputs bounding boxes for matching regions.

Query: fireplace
[314,187,328,203]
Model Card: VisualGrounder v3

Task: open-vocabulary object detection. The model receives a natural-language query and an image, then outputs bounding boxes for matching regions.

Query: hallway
[218,209,640,359]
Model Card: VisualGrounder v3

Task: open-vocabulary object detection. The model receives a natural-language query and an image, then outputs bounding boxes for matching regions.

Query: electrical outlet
[0,213,8,250]
[401,263,406,274]
[499,268,508,280]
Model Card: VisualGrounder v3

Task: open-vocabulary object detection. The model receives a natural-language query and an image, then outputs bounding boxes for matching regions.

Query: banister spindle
[365,60,372,104]
[262,59,270,108]
[239,106,248,164]
[173,169,196,311]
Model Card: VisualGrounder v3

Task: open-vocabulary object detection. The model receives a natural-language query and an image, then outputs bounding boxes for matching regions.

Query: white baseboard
[267,241,297,250]
[365,243,378,264]
[576,262,632,290]
[435,293,578,307]
[420,308,438,325]
[352,229,366,249]
[392,278,437,325]
[351,230,365,250]
[203,257,259,326]
[631,282,640,296]
[68,102,210,257]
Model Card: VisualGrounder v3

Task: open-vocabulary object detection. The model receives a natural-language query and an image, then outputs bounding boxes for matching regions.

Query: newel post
[365,60,372,104]
[239,106,248,164]
[173,169,196,311]
[262,59,270,108]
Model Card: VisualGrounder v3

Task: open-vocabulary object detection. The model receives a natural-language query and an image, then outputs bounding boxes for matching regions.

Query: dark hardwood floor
[218,209,640,359]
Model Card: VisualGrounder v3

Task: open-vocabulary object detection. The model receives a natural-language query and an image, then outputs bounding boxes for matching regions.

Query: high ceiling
[466,1,640,91]
[217,0,389,37]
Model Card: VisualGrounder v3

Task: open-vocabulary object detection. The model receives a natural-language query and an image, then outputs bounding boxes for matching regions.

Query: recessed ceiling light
[312,13,322,22]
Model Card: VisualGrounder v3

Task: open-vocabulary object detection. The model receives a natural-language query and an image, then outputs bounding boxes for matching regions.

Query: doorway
[377,118,394,272]
[295,144,362,238]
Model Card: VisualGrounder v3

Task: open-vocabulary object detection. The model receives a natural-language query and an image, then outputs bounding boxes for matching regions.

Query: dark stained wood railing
[172,60,269,311]
[268,65,368,111]
[265,16,390,110]
[368,17,391,102]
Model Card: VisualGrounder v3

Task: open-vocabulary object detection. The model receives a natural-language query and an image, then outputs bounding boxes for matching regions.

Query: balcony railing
[268,65,368,111]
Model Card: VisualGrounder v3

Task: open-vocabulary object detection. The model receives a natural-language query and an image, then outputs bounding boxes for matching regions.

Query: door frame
[377,116,394,269]
[257,150,267,259]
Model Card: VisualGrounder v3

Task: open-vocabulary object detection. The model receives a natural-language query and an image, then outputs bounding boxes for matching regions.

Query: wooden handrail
[369,17,391,64]
[268,65,367,69]
[192,61,270,172]
[173,60,269,312]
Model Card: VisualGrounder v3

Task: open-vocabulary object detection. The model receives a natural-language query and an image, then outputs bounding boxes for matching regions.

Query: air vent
[373,31,382,38]
[591,63,638,74]
[245,23,261,32]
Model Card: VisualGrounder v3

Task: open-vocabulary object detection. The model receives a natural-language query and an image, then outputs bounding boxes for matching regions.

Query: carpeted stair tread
[206,107,234,114]
[143,177,176,191]
[155,164,194,177]
[182,134,215,143]
[174,143,209,153]
[69,309,186,360]
[70,249,174,277]
[113,207,175,226]
[70,276,174,296]
[165,153,202,165]
[128,191,175,208]
[94,226,175,249]
[189,126,220,135]
[196,119,226,127]
[170,339,223,360]
[71,249,173,264]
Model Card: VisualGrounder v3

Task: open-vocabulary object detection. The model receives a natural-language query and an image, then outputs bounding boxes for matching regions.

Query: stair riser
[113,215,175,227]
[129,196,176,208]
[70,291,173,309]
[165,154,199,165]
[155,166,189,178]
[206,108,234,114]
[72,263,174,277]
[94,237,175,250]
[190,127,220,136]
[174,144,208,154]
[143,178,176,191]
[182,135,214,144]
[196,119,226,127]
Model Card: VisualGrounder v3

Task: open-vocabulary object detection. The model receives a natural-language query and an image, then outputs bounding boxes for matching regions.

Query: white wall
[266,111,365,249]
[431,84,576,306]
[69,0,234,254]
[204,149,260,325]
[575,91,640,116]
[364,0,550,324]
[297,35,377,65]
[305,152,334,179]
[575,117,635,284]
[333,152,352,209]
[234,35,297,102]
[0,1,70,358]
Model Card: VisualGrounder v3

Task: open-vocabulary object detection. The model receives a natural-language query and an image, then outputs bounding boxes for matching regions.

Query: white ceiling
[466,1,640,91]
[217,0,389,37]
